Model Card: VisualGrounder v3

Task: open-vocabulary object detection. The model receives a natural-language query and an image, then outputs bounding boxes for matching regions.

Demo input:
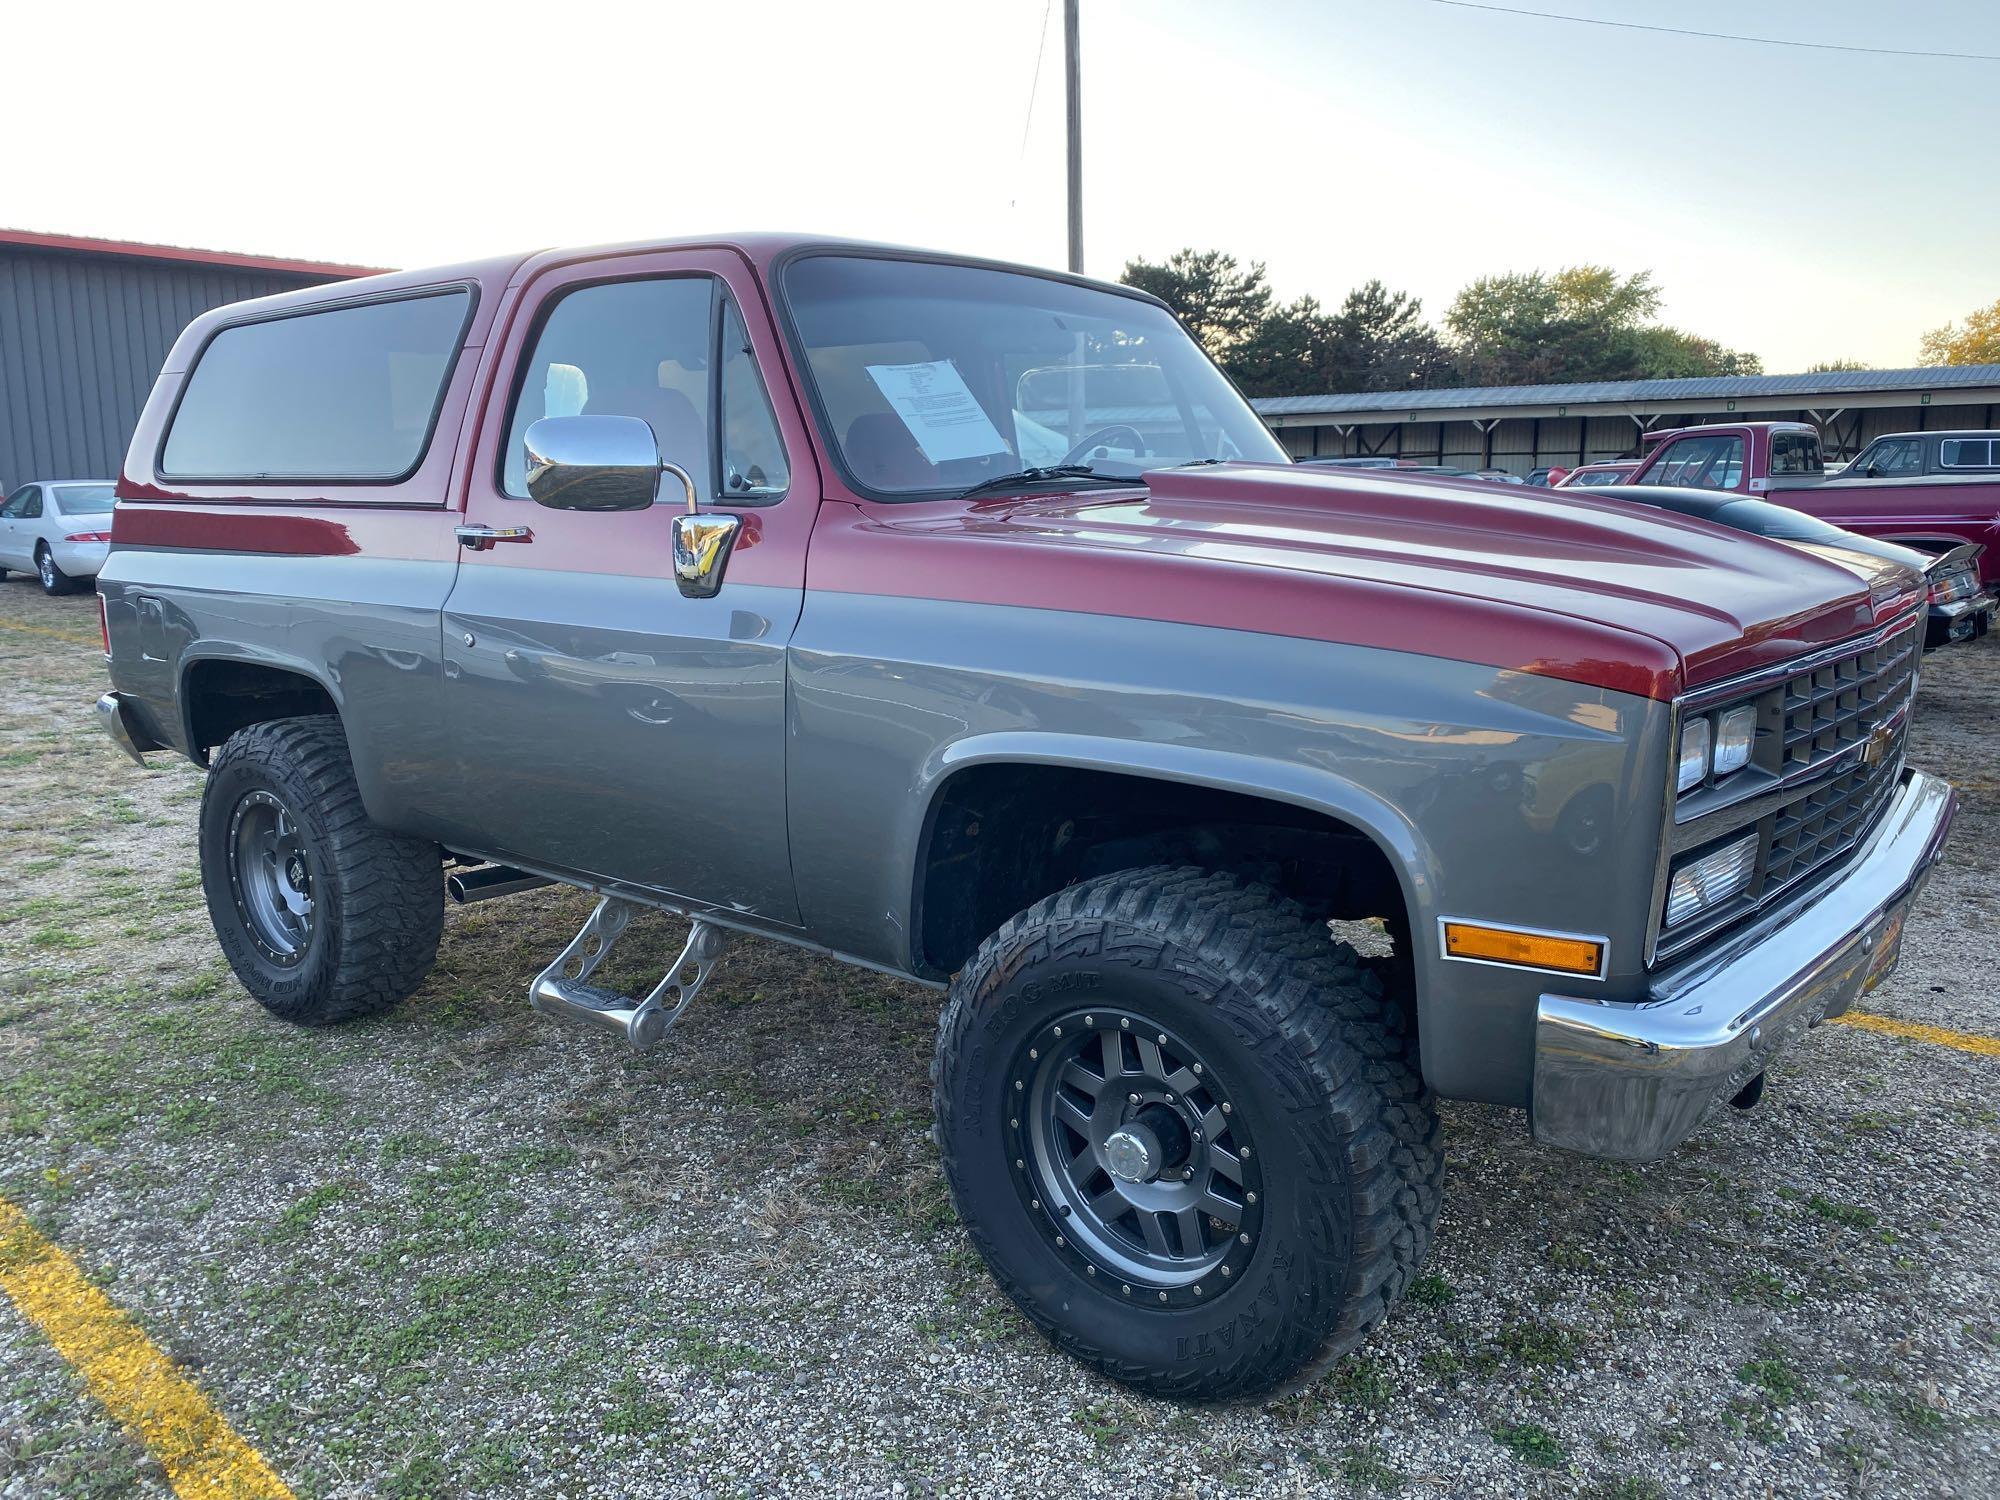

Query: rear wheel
[199,716,442,1025]
[35,545,75,595]
[933,866,1442,1401]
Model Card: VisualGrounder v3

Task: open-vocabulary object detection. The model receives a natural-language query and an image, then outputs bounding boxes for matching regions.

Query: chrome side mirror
[524,415,662,511]
[522,413,740,597]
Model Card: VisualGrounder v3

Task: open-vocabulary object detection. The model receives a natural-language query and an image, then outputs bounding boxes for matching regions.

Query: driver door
[438,250,819,923]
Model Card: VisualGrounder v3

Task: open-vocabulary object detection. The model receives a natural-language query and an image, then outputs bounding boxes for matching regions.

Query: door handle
[456,524,534,550]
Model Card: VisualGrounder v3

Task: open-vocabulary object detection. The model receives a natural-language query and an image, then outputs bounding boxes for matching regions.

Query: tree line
[1120,250,2000,397]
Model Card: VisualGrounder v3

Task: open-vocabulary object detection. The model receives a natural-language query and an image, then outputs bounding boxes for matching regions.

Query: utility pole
[1064,0,1083,274]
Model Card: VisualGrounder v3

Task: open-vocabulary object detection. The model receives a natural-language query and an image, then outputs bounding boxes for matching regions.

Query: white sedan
[0,480,116,593]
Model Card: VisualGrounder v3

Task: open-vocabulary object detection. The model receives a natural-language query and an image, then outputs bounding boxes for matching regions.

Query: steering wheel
[1061,424,1148,466]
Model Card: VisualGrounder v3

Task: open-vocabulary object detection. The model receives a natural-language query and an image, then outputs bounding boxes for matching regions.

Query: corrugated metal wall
[1279,400,2000,472]
[0,247,338,487]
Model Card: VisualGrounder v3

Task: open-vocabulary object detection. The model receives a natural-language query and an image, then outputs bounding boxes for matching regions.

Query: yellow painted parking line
[0,618,97,646]
[0,1197,294,1500]
[1830,1010,2000,1058]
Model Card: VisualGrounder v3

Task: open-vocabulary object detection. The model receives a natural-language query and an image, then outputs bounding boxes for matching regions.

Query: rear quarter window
[1940,437,2000,469]
[161,289,473,482]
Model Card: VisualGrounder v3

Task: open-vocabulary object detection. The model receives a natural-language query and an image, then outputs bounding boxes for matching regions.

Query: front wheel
[199,716,442,1025]
[933,866,1442,1401]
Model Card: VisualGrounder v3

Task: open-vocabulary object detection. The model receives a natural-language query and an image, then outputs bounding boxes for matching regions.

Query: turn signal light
[1441,922,1605,978]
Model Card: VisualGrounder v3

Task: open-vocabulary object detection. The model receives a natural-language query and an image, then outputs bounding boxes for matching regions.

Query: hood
[817,463,1921,701]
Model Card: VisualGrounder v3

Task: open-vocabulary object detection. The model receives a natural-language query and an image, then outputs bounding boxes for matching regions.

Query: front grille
[1653,619,1919,961]
[1777,626,1917,774]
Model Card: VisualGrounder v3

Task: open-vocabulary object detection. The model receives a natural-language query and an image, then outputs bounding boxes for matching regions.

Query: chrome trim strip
[1435,915,1609,983]
[1676,609,1924,714]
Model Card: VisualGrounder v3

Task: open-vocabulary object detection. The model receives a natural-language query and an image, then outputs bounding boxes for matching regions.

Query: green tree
[1120,249,1272,360]
[1446,266,1757,383]
[1919,298,2000,365]
[1230,280,1455,397]
[1805,359,1872,372]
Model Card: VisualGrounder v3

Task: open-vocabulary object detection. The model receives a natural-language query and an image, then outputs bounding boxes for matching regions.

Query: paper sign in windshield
[865,361,1009,464]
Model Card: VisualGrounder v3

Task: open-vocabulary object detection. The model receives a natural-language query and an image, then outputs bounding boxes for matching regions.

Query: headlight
[1712,704,1757,778]
[1676,717,1710,792]
[1665,833,1759,927]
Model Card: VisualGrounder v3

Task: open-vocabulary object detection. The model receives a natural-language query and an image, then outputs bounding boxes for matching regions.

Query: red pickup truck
[1626,421,2000,591]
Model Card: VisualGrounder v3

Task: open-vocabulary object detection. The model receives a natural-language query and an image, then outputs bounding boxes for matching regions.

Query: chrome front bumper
[1533,768,1956,1162]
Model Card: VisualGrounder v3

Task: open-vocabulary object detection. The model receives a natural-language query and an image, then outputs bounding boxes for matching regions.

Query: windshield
[783,255,1286,497]
[54,484,115,514]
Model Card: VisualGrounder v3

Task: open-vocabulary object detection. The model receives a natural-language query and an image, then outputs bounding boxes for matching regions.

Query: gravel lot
[1,578,1995,1499]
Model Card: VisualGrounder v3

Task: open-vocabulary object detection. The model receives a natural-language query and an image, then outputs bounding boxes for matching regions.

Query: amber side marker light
[1441,921,1606,978]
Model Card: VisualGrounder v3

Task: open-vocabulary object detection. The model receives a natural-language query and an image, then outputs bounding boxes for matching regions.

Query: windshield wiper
[956,465,1133,501]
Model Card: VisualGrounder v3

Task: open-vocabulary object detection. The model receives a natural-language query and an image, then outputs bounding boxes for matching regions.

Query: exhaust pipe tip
[448,865,555,904]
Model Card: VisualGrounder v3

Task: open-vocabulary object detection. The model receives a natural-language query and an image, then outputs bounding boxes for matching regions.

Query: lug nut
[1192,1063,1203,1075]
[1158,1291,1168,1302]
[1029,1048,1039,1060]
[1220,1266,1233,1278]
[1056,1235,1066,1247]
[1239,1147,1251,1160]
[1157,1033,1167,1045]
[1053,1026,1063,1037]
[1083,1015,1094,1025]
[1010,1118,1019,1129]
[1015,1080,1024,1091]
[1015,1158,1025,1169]
[1120,1018,1130,1030]
[1164,1093,1175,1104]
[1087,1265,1097,1276]
[1193,1285,1204,1297]
[1221,1102,1232,1115]
[1128,1092,1142,1106]
[1246,1191,1258,1204]
[1122,1284,1132,1297]
[1239,1232,1251,1245]
[1030,1199,1041,1211]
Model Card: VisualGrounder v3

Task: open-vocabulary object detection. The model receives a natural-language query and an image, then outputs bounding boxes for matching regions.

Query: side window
[717,296,790,500]
[22,489,43,519]
[502,277,714,499]
[1769,432,1822,475]
[1940,437,1997,469]
[1640,435,1742,489]
[1862,437,1924,475]
[161,290,471,480]
[1,486,34,518]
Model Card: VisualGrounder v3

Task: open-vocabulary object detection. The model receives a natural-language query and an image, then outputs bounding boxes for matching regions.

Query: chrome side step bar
[529,896,727,1052]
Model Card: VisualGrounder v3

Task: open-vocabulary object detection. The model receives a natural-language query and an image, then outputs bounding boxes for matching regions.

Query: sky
[6,0,1997,376]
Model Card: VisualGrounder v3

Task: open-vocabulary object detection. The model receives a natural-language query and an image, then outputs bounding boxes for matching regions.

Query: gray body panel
[786,593,1673,1106]
[97,548,459,838]
[439,570,801,924]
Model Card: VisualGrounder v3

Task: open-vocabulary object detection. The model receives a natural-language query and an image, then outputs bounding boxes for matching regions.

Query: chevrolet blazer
[95,236,1957,1400]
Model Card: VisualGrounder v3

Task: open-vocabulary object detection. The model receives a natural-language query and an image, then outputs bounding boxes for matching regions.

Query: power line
[1018,0,1053,162]
[1415,0,2000,62]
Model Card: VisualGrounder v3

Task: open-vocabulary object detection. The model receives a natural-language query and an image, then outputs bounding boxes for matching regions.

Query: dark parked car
[1595,486,1994,650]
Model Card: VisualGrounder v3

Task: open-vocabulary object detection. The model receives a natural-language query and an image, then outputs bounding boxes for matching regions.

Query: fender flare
[176,642,345,768]
[904,730,1436,975]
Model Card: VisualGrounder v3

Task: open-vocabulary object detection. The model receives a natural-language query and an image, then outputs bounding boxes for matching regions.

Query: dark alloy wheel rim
[1010,1007,1263,1303]
[227,790,315,965]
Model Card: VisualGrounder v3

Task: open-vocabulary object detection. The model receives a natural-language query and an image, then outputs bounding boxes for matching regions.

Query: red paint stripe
[805,502,1683,699]
[109,506,451,558]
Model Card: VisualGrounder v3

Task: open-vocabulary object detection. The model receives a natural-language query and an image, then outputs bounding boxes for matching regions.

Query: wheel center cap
[1103,1124,1162,1184]
[285,855,307,888]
